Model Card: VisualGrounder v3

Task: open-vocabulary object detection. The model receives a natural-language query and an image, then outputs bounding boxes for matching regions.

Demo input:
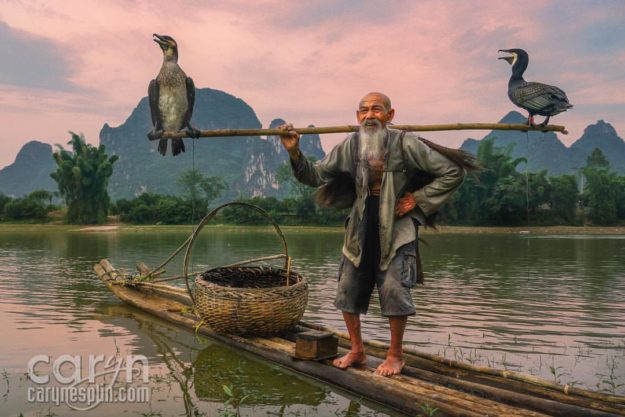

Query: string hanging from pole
[190,138,197,279]
[191,138,196,226]
[525,130,530,228]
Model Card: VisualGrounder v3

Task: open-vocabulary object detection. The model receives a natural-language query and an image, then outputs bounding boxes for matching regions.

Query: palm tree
[50,132,118,224]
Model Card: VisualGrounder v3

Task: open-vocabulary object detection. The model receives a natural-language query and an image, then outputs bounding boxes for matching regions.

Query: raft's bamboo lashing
[150,122,568,140]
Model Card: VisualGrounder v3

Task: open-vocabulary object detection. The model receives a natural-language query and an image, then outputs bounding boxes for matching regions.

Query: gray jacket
[291,128,465,270]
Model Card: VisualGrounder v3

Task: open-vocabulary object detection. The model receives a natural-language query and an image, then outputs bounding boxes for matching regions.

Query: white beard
[359,120,386,161]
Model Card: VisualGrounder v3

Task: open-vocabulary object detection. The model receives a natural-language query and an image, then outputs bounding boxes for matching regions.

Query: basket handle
[182,202,291,306]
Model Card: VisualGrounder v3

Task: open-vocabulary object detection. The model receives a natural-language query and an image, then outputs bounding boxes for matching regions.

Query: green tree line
[2,136,624,226]
[111,170,226,224]
[442,140,625,226]
[0,190,58,222]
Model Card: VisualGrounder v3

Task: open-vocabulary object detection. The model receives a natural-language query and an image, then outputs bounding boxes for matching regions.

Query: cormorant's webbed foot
[148,128,164,141]
[185,125,201,139]
[538,116,551,128]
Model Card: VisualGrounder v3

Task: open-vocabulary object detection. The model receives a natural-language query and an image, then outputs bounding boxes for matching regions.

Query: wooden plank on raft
[299,322,625,410]
[348,340,624,417]
[93,260,625,417]
[238,336,556,417]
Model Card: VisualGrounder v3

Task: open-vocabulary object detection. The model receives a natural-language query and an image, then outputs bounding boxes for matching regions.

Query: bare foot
[374,355,405,377]
[332,351,367,370]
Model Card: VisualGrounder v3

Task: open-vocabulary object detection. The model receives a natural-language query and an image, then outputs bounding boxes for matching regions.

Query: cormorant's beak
[498,49,514,65]
[153,33,168,47]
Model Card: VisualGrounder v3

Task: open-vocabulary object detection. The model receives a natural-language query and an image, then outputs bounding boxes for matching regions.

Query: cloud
[0,20,78,91]
[0,0,624,169]
[268,0,406,28]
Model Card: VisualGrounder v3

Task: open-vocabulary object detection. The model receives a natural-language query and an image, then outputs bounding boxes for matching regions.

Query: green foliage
[446,138,584,226]
[580,148,624,225]
[109,141,625,227]
[114,193,202,224]
[113,170,226,225]
[3,197,47,221]
[220,196,283,224]
[0,190,58,222]
[177,169,226,210]
[273,159,347,225]
[449,138,527,225]
[582,168,620,225]
[28,189,53,205]
[220,384,250,417]
[417,402,439,417]
[586,148,610,170]
[211,160,347,226]
[549,175,579,224]
[0,194,10,219]
[276,159,315,201]
[50,132,118,224]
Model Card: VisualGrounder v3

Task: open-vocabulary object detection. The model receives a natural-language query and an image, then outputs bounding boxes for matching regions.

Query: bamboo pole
[151,122,568,140]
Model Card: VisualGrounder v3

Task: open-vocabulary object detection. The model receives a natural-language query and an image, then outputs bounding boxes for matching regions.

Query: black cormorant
[148,34,200,156]
[498,48,572,127]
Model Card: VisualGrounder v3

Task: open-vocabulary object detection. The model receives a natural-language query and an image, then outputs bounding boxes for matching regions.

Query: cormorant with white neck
[148,34,200,156]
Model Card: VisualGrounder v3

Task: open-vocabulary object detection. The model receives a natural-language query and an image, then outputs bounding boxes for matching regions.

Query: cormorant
[148,34,200,156]
[498,48,572,127]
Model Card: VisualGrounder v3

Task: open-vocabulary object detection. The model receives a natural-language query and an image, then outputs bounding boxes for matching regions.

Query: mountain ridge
[459,111,625,175]
[2,101,624,198]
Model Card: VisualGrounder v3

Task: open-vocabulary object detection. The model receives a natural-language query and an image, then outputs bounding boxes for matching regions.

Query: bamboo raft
[94,259,625,417]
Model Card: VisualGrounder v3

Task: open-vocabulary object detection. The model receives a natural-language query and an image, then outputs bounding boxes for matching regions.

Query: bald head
[356,92,395,128]
[360,92,391,111]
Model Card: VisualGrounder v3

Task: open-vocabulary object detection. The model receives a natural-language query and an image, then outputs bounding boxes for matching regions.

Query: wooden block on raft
[293,331,338,361]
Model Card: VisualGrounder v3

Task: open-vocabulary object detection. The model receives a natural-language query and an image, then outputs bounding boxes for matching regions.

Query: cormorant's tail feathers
[158,139,167,156]
[172,139,185,156]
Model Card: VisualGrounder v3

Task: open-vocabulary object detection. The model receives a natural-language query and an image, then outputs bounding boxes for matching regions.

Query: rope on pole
[150,123,568,141]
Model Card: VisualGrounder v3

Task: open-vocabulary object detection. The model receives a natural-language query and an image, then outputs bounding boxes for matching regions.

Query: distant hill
[569,120,625,173]
[0,141,56,197]
[99,87,325,200]
[460,111,625,175]
[1,88,325,200]
[4,104,624,198]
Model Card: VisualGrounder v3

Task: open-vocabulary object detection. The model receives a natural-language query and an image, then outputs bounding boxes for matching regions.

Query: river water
[1,226,624,416]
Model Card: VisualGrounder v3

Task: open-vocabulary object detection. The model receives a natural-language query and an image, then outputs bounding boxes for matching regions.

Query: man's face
[356,94,395,130]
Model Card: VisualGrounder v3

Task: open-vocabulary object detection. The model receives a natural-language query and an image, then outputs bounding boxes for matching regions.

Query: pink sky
[1,0,624,169]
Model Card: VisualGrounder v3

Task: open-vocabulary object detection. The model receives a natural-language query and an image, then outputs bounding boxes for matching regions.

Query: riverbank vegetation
[2,139,624,227]
[442,140,625,226]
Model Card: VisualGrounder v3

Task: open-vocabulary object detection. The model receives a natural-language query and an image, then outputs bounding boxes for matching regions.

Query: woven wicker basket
[182,202,308,336]
[194,266,307,335]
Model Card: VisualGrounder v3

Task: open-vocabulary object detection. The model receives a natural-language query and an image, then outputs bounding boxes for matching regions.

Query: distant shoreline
[1,223,625,235]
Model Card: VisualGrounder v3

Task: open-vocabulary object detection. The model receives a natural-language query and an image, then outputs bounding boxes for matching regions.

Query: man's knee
[335,257,375,315]
[378,242,418,316]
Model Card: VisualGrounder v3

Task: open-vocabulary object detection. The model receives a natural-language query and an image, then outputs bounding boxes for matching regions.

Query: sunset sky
[1,0,624,169]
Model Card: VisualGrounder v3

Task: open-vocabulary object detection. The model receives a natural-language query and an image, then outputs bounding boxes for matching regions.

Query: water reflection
[1,227,624,416]
[95,303,400,417]
[0,228,399,417]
